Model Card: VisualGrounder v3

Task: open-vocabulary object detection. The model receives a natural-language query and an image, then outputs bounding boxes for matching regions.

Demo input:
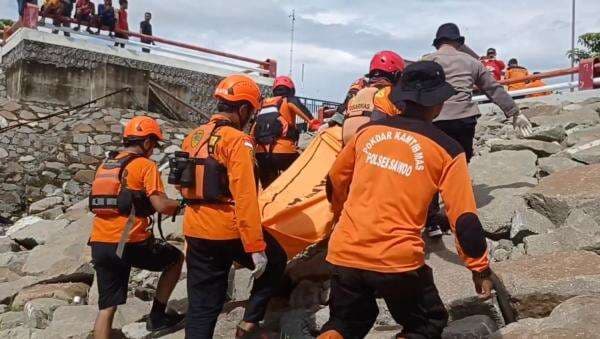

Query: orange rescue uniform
[327,116,489,273]
[182,115,266,253]
[505,66,530,92]
[255,96,314,154]
[90,153,164,243]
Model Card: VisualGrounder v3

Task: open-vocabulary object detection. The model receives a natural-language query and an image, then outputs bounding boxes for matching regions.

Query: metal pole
[570,0,576,91]
[289,9,296,76]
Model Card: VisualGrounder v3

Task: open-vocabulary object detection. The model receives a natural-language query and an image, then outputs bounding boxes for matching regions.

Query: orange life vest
[253,96,298,147]
[89,152,155,217]
[342,87,379,145]
[180,121,232,204]
[506,67,530,91]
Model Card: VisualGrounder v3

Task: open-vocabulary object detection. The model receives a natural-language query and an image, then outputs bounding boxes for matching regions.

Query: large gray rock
[565,125,600,147]
[475,188,529,236]
[491,295,600,338]
[523,227,600,255]
[530,107,600,128]
[565,209,600,235]
[121,322,151,339]
[510,208,556,243]
[8,219,70,249]
[0,311,25,330]
[0,326,40,339]
[442,315,498,339]
[525,125,567,143]
[538,156,584,176]
[12,282,89,310]
[29,197,63,214]
[492,251,600,319]
[520,104,560,119]
[0,276,39,305]
[570,144,600,164]
[526,164,600,226]
[6,216,44,237]
[23,298,68,329]
[21,214,94,282]
[0,237,20,253]
[489,139,562,157]
[35,299,149,338]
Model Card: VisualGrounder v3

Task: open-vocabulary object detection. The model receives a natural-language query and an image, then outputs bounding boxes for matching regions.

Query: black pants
[321,264,448,339]
[185,232,287,338]
[256,152,299,188]
[427,117,477,227]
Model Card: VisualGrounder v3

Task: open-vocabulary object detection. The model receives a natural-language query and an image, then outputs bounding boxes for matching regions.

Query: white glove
[513,113,533,138]
[250,251,268,280]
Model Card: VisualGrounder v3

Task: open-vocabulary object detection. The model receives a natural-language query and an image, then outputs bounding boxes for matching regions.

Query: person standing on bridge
[319,61,493,339]
[177,74,287,338]
[421,23,533,238]
[140,12,155,53]
[114,0,128,48]
[253,75,320,188]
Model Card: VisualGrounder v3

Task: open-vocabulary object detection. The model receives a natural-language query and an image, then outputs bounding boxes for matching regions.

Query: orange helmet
[123,116,164,141]
[214,74,262,111]
[273,76,295,90]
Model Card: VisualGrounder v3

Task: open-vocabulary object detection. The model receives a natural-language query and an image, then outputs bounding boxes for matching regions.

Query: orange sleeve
[225,134,266,253]
[327,136,356,217]
[141,161,165,197]
[288,100,314,123]
[438,154,489,272]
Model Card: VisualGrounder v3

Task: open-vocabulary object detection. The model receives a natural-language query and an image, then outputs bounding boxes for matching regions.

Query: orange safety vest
[505,67,530,91]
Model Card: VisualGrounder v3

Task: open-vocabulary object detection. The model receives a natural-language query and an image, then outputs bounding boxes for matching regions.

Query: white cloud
[301,11,359,26]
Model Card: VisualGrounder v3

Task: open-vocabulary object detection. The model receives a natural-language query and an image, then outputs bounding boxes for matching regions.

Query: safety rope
[0,87,133,134]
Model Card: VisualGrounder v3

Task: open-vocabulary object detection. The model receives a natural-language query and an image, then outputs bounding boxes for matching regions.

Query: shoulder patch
[190,130,204,148]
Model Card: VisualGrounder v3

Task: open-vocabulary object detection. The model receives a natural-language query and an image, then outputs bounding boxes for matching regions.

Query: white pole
[289,9,296,77]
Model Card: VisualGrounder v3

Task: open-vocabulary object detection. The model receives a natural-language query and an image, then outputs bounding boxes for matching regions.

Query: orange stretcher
[259,126,343,259]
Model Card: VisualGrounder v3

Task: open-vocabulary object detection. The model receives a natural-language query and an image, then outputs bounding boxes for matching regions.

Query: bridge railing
[3,4,277,78]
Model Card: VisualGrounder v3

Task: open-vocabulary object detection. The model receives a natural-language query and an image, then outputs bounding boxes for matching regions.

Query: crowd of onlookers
[480,47,550,97]
[16,0,154,52]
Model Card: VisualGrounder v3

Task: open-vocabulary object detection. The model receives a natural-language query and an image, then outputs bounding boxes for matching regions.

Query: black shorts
[90,238,183,310]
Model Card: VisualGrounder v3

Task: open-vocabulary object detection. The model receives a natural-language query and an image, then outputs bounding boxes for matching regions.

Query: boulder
[0,251,28,272]
[35,299,149,338]
[520,104,561,119]
[213,306,244,339]
[8,219,70,249]
[23,298,68,329]
[121,322,151,339]
[537,156,583,176]
[73,170,95,184]
[21,214,94,282]
[0,311,25,330]
[526,164,600,226]
[509,208,556,243]
[525,125,567,143]
[6,216,44,237]
[0,276,40,305]
[12,282,89,310]
[565,209,600,235]
[530,107,600,128]
[565,125,600,147]
[489,139,562,157]
[0,326,40,339]
[442,315,498,339]
[524,227,600,255]
[492,251,600,319]
[491,295,600,338]
[570,144,600,164]
[470,150,538,187]
[29,197,64,214]
[0,237,20,253]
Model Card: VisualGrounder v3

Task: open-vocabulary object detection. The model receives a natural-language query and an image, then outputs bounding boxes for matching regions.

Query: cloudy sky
[2,0,599,101]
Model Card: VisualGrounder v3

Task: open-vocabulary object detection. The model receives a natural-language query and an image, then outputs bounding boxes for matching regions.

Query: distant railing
[296,96,341,129]
[3,4,277,77]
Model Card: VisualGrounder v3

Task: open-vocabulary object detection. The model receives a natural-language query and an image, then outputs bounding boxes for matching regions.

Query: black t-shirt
[140,21,152,43]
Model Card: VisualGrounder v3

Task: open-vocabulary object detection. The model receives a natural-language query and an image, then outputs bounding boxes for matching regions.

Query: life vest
[253,96,298,147]
[180,121,233,204]
[506,67,529,91]
[342,87,379,145]
[89,152,155,217]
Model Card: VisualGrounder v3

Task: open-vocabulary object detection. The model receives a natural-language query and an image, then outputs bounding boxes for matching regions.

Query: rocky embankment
[1,94,600,338]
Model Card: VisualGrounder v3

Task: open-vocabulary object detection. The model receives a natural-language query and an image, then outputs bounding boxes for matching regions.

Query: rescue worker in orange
[254,75,320,188]
[88,116,185,339]
[177,74,287,338]
[342,51,405,144]
[526,72,551,98]
[505,58,530,93]
[320,61,493,339]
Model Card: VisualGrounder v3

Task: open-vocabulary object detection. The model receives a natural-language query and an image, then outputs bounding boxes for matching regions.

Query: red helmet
[369,51,405,75]
[273,76,295,90]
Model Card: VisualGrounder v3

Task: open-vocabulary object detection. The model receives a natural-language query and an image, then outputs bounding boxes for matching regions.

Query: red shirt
[117,8,128,31]
[481,59,505,81]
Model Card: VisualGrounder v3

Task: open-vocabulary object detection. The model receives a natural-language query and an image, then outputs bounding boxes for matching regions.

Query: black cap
[433,23,464,48]
[487,48,496,54]
[508,58,518,66]
[390,61,456,107]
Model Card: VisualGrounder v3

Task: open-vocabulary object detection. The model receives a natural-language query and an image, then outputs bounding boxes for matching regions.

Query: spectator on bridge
[114,0,128,48]
[61,0,75,36]
[41,0,63,34]
[74,0,96,34]
[97,0,115,37]
[140,12,155,53]
[505,58,531,92]
[526,72,551,98]
[481,47,505,81]
[17,0,38,20]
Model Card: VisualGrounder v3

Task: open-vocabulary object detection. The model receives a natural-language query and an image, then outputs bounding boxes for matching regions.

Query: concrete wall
[0,28,272,118]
